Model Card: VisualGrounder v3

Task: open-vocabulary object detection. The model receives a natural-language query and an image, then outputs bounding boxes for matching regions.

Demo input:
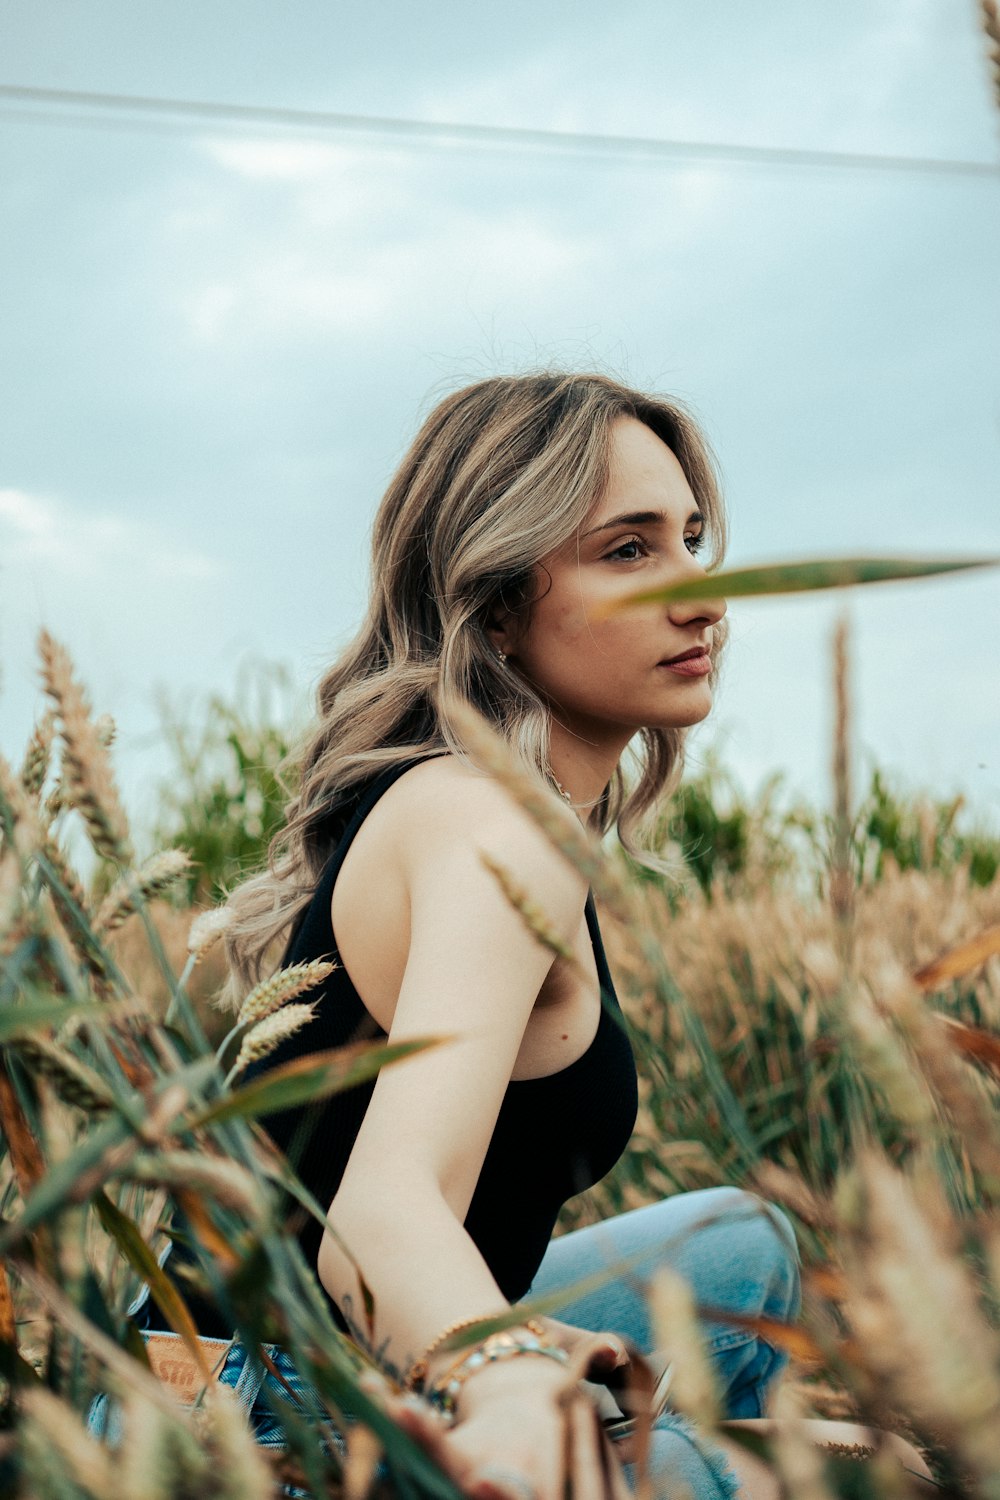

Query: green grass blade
[184,1037,445,1129]
[0,997,112,1041]
[0,1109,133,1256]
[614,554,997,607]
[92,1190,209,1358]
[0,1058,217,1256]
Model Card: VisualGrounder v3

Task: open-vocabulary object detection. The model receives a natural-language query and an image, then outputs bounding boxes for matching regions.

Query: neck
[547,718,630,826]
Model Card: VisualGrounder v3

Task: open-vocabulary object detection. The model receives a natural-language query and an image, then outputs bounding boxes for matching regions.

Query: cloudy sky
[1,0,998,843]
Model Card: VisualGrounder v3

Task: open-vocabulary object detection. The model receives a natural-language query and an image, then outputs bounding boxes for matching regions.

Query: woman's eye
[685,532,705,556]
[607,537,646,562]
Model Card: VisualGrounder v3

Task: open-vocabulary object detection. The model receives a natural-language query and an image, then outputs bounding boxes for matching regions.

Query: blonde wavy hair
[222,371,728,1005]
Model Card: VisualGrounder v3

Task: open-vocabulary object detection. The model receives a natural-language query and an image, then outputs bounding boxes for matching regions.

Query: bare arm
[316,767,587,1389]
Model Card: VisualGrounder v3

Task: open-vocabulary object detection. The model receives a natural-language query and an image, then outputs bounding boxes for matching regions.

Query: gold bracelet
[427,1328,569,1421]
[406,1315,546,1394]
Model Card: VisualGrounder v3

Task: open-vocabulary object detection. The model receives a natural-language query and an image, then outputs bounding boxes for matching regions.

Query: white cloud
[0,489,221,582]
[178,149,598,345]
[206,138,361,181]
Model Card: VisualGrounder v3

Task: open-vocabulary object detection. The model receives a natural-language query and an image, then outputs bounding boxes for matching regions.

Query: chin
[652,695,714,732]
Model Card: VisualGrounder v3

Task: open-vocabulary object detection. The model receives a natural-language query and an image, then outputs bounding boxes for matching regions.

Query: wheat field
[2,608,1000,1498]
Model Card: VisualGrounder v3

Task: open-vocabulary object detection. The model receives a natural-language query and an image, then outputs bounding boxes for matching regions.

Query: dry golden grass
[6,625,1000,1498]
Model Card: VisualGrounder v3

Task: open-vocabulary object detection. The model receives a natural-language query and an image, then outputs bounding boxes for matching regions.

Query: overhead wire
[0,81,997,178]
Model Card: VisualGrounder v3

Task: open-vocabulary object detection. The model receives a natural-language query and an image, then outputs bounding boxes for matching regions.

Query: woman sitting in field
[165,373,931,1497]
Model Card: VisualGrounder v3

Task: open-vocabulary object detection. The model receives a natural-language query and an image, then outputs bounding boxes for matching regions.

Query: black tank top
[167,759,637,1334]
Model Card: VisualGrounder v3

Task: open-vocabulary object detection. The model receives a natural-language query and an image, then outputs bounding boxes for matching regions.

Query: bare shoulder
[383,755,588,928]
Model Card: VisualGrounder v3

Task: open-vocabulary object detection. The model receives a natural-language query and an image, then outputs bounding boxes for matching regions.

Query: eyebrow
[581,508,705,539]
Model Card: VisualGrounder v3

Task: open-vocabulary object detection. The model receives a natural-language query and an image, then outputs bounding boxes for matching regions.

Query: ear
[485,610,518,660]
[485,580,531,661]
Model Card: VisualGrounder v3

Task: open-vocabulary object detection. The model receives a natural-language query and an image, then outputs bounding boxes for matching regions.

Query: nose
[665,562,727,629]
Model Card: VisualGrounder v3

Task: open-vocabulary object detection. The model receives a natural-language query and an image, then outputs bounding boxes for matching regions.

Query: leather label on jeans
[144,1334,231,1406]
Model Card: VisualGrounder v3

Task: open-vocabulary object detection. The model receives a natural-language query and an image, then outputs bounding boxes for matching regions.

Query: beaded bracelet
[406,1315,547,1394]
[405,1314,494,1394]
[426,1328,569,1422]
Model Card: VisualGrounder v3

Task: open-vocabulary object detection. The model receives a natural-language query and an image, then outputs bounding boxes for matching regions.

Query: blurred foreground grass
[3,616,1000,1498]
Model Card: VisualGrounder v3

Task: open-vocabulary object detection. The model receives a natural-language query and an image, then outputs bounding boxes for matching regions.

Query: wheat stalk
[95,850,192,936]
[481,852,580,966]
[116,1387,207,1500]
[116,1150,265,1217]
[876,953,1000,1189]
[33,830,118,994]
[193,1386,276,1500]
[186,904,234,961]
[8,1033,115,1112]
[341,1418,385,1500]
[840,1151,1000,1487]
[982,0,1000,113]
[39,830,89,917]
[768,1382,840,1500]
[38,629,132,863]
[236,957,335,1026]
[18,709,56,802]
[230,1001,318,1077]
[0,748,45,863]
[94,711,117,749]
[20,1385,116,1496]
[748,1162,834,1232]
[830,611,854,937]
[647,1264,720,1430]
[447,697,631,919]
[844,981,937,1134]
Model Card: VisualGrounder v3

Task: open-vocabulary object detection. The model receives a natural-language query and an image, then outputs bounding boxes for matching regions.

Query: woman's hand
[382,1357,630,1500]
[532,1315,630,1383]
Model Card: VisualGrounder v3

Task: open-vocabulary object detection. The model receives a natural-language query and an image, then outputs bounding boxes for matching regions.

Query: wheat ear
[116,1151,265,1217]
[19,709,56,802]
[95,849,192,936]
[184,905,232,965]
[194,1385,276,1500]
[481,853,579,967]
[447,697,630,918]
[38,629,132,863]
[982,0,1000,113]
[230,1001,318,1077]
[236,957,336,1026]
[19,1386,116,1498]
[8,1034,114,1112]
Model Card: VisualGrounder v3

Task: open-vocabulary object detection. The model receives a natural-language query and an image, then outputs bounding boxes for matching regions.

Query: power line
[1,81,998,179]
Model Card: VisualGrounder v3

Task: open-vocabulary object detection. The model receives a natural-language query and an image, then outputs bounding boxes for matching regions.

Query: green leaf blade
[93,1190,209,1364]
[185,1037,446,1129]
[615,554,997,607]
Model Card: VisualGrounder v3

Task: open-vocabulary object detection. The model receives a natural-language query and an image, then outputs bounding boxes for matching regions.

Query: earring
[497,648,508,666]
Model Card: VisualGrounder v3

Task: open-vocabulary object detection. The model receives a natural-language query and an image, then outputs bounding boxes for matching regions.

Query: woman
[126,373,924,1497]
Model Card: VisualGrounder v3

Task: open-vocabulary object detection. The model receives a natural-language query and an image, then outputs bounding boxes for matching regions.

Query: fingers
[565,1391,628,1500]
[582,1335,629,1380]
[382,1378,628,1500]
[542,1319,629,1379]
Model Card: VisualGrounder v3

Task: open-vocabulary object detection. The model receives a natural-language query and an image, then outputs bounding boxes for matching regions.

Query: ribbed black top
[166,760,637,1335]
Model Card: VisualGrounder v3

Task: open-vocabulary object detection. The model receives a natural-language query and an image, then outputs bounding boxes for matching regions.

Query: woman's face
[500,416,727,746]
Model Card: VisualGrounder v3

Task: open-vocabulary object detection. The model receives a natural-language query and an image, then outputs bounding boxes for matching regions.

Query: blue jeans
[88,1187,799,1498]
[528,1186,801,1497]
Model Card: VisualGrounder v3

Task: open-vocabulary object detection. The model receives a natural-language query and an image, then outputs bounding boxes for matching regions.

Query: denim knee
[623,1412,740,1499]
[746,1193,800,1323]
[702,1186,800,1321]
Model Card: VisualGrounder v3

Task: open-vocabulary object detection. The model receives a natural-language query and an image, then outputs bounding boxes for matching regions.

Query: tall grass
[0,634,458,1499]
[3,568,1000,1496]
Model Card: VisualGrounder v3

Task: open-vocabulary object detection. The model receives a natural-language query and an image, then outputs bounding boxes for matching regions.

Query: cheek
[589,614,650,664]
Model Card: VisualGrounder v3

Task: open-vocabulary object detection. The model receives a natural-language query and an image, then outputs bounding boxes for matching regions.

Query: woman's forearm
[317,1175,515,1389]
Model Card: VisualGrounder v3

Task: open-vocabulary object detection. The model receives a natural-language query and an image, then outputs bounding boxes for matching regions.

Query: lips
[658,645,713,678]
[661,647,710,665]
